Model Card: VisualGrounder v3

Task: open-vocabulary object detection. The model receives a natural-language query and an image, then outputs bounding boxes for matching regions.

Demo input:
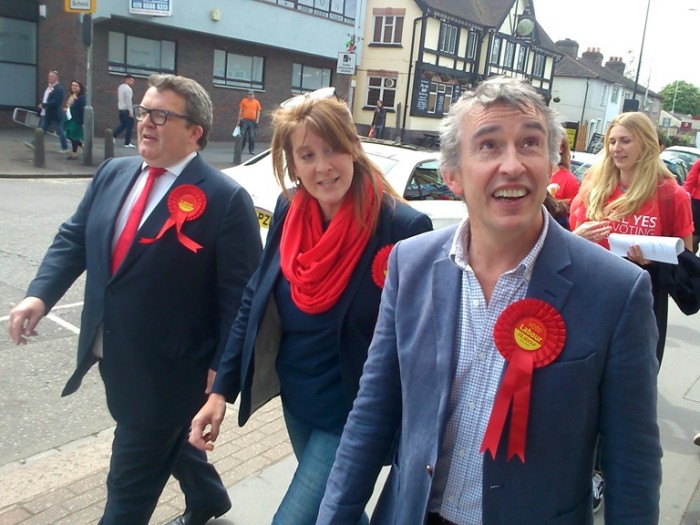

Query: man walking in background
[113,74,136,148]
[25,70,69,153]
[238,90,261,155]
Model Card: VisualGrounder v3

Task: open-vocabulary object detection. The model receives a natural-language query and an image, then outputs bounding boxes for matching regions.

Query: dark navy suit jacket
[26,154,262,429]
[212,195,433,427]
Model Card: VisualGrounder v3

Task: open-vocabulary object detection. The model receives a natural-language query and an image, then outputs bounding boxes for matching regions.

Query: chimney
[581,47,604,67]
[605,56,626,76]
[555,38,579,58]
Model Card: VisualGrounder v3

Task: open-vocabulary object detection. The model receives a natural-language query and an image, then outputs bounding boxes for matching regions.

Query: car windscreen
[402,160,459,201]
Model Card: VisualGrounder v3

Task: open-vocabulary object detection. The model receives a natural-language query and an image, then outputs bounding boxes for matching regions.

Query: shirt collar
[141,151,198,177]
[449,206,550,281]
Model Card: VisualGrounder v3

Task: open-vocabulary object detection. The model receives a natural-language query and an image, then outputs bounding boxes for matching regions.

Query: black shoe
[592,471,604,514]
[249,150,255,155]
[163,500,232,525]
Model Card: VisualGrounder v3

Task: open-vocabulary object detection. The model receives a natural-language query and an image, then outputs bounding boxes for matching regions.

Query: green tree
[659,81,700,115]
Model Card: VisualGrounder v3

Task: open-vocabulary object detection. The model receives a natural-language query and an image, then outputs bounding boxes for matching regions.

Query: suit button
[105,329,112,335]
[425,464,433,476]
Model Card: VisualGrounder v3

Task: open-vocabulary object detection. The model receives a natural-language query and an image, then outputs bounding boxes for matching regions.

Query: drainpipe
[402,15,425,141]
[579,78,590,150]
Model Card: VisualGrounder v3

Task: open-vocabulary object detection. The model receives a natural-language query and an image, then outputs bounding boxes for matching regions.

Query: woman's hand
[189,393,227,451]
[572,220,611,243]
[626,244,651,266]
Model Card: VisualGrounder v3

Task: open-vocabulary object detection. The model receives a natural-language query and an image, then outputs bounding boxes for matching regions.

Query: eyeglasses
[133,105,193,126]
[279,87,338,109]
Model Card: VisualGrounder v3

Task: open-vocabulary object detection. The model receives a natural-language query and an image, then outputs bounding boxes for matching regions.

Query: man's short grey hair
[148,74,213,149]
[439,76,564,172]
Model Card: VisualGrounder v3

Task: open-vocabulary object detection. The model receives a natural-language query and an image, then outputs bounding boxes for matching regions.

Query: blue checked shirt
[428,209,550,524]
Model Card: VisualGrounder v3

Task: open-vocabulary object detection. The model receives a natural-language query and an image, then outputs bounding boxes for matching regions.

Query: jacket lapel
[526,222,574,312]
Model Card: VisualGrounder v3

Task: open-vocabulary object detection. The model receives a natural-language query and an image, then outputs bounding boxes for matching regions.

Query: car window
[666,151,699,166]
[403,160,459,201]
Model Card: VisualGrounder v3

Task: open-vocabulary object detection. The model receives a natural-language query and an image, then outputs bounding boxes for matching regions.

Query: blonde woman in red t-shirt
[570,111,693,365]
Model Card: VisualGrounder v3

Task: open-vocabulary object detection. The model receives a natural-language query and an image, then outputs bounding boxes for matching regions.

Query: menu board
[416,79,430,113]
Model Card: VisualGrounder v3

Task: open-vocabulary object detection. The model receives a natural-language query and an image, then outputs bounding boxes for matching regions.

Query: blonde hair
[558,136,571,170]
[580,112,674,221]
[270,97,400,230]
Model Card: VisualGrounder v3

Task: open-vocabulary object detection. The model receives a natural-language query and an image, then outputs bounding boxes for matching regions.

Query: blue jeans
[273,407,369,525]
[113,110,134,145]
[240,119,257,153]
[38,113,68,150]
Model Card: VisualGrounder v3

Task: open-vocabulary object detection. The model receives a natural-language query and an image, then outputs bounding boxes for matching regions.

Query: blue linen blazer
[212,195,433,427]
[26,154,262,429]
[317,221,662,525]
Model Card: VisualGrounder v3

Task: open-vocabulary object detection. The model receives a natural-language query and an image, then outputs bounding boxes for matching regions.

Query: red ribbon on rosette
[140,184,206,253]
[480,298,566,462]
[371,244,394,289]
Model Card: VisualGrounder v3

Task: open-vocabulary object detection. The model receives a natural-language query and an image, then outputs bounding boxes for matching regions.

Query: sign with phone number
[129,0,173,16]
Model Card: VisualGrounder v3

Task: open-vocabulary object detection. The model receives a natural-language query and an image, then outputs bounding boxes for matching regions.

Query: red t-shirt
[569,179,693,250]
[551,168,580,204]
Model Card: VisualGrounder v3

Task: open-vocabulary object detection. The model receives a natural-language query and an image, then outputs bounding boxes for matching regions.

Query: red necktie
[111,167,167,274]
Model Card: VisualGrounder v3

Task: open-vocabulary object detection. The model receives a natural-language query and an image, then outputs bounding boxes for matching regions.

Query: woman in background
[64,80,85,160]
[684,159,700,253]
[550,136,580,206]
[570,111,693,365]
[189,95,432,524]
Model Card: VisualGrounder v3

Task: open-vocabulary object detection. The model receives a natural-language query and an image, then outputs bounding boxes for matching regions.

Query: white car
[570,151,602,181]
[663,145,700,167]
[222,138,466,243]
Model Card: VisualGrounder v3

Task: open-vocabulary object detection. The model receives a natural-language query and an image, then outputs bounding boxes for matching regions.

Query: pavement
[1,124,699,524]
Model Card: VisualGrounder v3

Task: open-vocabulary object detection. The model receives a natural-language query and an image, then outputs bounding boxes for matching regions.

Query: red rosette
[371,244,394,289]
[140,184,206,253]
[481,298,566,462]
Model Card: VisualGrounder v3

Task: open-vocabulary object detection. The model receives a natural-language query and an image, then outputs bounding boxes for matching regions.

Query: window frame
[213,50,265,91]
[490,37,502,64]
[372,14,404,44]
[291,63,332,94]
[438,22,458,54]
[367,75,398,108]
[108,31,176,77]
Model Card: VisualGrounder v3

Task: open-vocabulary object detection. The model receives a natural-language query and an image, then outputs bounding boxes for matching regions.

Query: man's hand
[8,297,46,345]
[189,393,227,451]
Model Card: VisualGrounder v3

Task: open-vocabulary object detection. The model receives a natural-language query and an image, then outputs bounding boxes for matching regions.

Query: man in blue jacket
[317,77,662,525]
[26,70,69,152]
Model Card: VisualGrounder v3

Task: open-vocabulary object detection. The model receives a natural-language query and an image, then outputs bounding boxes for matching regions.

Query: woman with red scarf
[189,96,432,524]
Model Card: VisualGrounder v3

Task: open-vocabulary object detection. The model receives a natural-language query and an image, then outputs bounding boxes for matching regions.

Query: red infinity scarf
[280,182,380,314]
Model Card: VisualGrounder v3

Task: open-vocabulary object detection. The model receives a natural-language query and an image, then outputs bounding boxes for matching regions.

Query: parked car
[570,151,601,181]
[663,146,700,167]
[222,138,466,243]
[660,152,689,185]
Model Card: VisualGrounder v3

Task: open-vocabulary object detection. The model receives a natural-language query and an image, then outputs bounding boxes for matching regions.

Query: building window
[611,85,619,103]
[601,84,609,106]
[490,37,502,64]
[427,82,454,115]
[281,0,356,24]
[367,75,397,108]
[373,14,403,44]
[213,50,265,90]
[0,15,37,107]
[516,46,527,71]
[503,41,515,69]
[439,23,458,54]
[532,52,545,77]
[466,30,477,59]
[292,64,331,93]
[108,31,176,76]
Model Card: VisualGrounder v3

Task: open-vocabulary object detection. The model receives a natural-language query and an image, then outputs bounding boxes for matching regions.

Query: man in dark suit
[8,74,262,525]
[25,70,69,152]
[317,77,662,524]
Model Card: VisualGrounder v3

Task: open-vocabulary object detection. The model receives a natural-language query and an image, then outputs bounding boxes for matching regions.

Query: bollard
[233,134,242,166]
[33,127,45,168]
[104,128,115,160]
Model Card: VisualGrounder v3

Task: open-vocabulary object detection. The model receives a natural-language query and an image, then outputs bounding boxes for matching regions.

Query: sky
[533,0,700,93]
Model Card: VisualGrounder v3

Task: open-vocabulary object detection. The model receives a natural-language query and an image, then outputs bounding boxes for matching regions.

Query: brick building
[1,0,354,141]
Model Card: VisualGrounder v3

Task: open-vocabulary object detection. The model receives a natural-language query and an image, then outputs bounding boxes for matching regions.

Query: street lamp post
[632,0,651,103]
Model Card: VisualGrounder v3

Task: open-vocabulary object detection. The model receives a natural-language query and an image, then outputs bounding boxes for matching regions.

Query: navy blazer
[318,220,662,525]
[43,82,65,121]
[212,195,433,426]
[26,154,262,429]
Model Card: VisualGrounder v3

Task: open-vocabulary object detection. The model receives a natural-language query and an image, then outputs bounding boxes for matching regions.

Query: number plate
[256,208,272,229]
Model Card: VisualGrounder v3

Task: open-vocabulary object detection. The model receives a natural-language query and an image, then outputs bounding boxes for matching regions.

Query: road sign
[65,0,96,13]
[337,52,356,75]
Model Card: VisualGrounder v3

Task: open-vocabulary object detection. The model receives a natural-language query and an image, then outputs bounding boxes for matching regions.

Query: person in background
[8,74,262,525]
[549,136,580,206]
[570,111,693,366]
[238,90,262,155]
[316,76,661,525]
[370,99,387,139]
[112,74,136,148]
[684,159,700,253]
[25,70,69,153]
[64,80,86,160]
[189,95,433,525]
